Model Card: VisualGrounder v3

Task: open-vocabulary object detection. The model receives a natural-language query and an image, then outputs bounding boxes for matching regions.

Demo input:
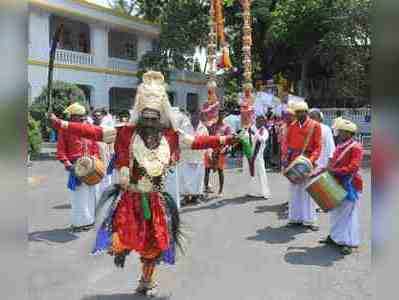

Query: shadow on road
[29,228,78,244]
[247,225,308,244]
[284,245,345,267]
[53,204,72,210]
[254,203,288,220]
[82,293,171,300]
[181,196,267,214]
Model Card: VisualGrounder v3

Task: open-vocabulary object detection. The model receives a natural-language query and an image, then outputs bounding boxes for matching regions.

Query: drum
[306,172,347,212]
[75,156,106,186]
[283,155,313,184]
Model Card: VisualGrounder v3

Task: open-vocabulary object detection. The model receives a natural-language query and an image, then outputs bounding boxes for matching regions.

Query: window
[109,87,136,115]
[109,31,138,61]
[186,93,199,113]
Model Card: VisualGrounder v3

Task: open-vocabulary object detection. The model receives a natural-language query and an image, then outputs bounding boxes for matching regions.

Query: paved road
[28,161,372,300]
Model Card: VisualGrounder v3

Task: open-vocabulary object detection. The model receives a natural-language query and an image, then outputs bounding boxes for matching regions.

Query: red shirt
[286,117,322,164]
[56,128,99,165]
[330,138,364,192]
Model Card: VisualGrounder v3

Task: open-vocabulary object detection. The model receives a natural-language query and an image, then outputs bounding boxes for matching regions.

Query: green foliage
[29,81,87,139]
[28,114,42,157]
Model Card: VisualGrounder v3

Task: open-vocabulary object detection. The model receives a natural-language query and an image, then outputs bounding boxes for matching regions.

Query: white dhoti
[289,182,317,225]
[165,165,180,210]
[330,199,360,247]
[179,162,205,196]
[243,158,271,199]
[98,174,113,196]
[70,183,97,227]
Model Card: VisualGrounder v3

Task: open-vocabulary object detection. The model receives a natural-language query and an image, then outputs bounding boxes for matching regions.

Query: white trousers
[69,183,97,227]
[289,182,318,225]
[179,162,205,196]
[165,165,181,210]
[330,199,360,247]
[243,158,271,199]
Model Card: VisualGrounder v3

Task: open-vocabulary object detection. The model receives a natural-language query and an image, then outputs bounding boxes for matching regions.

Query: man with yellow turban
[320,118,364,255]
[56,102,100,232]
[283,101,322,231]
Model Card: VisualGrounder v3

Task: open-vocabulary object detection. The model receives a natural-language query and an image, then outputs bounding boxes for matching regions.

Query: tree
[28,113,42,157]
[107,0,137,15]
[29,81,87,139]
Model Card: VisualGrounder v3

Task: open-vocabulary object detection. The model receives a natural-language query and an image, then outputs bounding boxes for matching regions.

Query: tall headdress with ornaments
[130,71,178,129]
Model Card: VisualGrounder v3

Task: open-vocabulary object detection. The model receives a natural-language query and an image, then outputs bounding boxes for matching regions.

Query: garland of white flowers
[132,134,171,178]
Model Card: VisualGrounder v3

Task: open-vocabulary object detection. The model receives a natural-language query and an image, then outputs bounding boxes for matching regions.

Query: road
[28,161,372,300]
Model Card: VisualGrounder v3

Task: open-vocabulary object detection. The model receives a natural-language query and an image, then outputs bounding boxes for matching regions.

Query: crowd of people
[50,71,364,296]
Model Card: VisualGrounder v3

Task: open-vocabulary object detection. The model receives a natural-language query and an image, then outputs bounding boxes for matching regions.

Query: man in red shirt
[283,101,322,231]
[57,103,99,232]
[320,119,363,255]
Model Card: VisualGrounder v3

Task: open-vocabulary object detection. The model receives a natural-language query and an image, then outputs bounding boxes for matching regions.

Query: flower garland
[132,134,171,178]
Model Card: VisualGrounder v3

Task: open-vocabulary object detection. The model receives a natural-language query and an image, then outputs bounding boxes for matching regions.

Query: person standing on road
[319,119,363,255]
[309,108,336,212]
[282,101,322,231]
[204,111,232,197]
[244,116,271,199]
[56,103,99,232]
[179,110,209,205]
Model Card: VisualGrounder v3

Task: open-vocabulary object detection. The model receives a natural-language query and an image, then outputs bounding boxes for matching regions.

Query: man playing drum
[282,101,322,231]
[56,103,99,232]
[319,119,364,255]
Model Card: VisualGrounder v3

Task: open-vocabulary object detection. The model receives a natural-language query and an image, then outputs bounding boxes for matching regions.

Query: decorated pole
[240,0,254,129]
[202,0,221,129]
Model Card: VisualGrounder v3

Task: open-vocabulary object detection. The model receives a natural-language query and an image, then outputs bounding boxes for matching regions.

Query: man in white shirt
[309,108,336,211]
[243,116,271,199]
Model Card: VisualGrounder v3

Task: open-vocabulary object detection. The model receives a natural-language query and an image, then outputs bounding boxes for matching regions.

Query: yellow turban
[293,101,309,112]
[335,118,358,133]
[64,102,86,116]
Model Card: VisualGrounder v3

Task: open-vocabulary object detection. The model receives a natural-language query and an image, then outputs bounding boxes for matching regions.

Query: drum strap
[300,122,315,156]
[332,141,356,168]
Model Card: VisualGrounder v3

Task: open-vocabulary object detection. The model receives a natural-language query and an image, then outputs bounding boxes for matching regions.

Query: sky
[90,0,110,7]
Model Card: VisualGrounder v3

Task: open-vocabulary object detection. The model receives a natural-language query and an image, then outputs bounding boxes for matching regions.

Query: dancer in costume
[56,103,99,232]
[319,119,363,255]
[282,101,322,231]
[179,111,209,205]
[50,71,236,296]
[204,111,232,197]
[243,116,271,199]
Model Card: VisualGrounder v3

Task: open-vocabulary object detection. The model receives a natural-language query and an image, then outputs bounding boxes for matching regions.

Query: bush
[29,81,87,140]
[28,114,42,157]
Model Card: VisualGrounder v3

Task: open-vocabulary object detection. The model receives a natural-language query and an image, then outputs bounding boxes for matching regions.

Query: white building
[28,0,208,114]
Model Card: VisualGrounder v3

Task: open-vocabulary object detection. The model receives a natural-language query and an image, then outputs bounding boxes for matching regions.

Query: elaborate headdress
[130,71,177,129]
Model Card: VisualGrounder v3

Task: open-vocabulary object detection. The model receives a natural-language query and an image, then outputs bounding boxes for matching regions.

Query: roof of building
[29,0,160,36]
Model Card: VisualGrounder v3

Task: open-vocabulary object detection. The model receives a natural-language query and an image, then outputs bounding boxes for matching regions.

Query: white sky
[90,0,110,7]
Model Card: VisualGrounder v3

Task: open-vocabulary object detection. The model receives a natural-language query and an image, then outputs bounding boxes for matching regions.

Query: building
[28,0,208,114]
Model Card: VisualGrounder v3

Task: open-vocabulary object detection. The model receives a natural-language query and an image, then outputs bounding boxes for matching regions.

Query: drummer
[56,103,99,232]
[283,101,322,231]
[319,119,364,255]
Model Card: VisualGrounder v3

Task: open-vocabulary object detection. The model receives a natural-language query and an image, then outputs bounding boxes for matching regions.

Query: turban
[335,118,358,133]
[64,102,86,116]
[293,101,309,112]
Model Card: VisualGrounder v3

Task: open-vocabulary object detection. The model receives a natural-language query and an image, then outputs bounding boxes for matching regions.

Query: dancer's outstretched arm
[50,114,117,144]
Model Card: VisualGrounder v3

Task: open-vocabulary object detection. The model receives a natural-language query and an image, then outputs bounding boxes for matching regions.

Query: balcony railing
[320,108,371,134]
[55,49,94,66]
[108,57,138,73]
